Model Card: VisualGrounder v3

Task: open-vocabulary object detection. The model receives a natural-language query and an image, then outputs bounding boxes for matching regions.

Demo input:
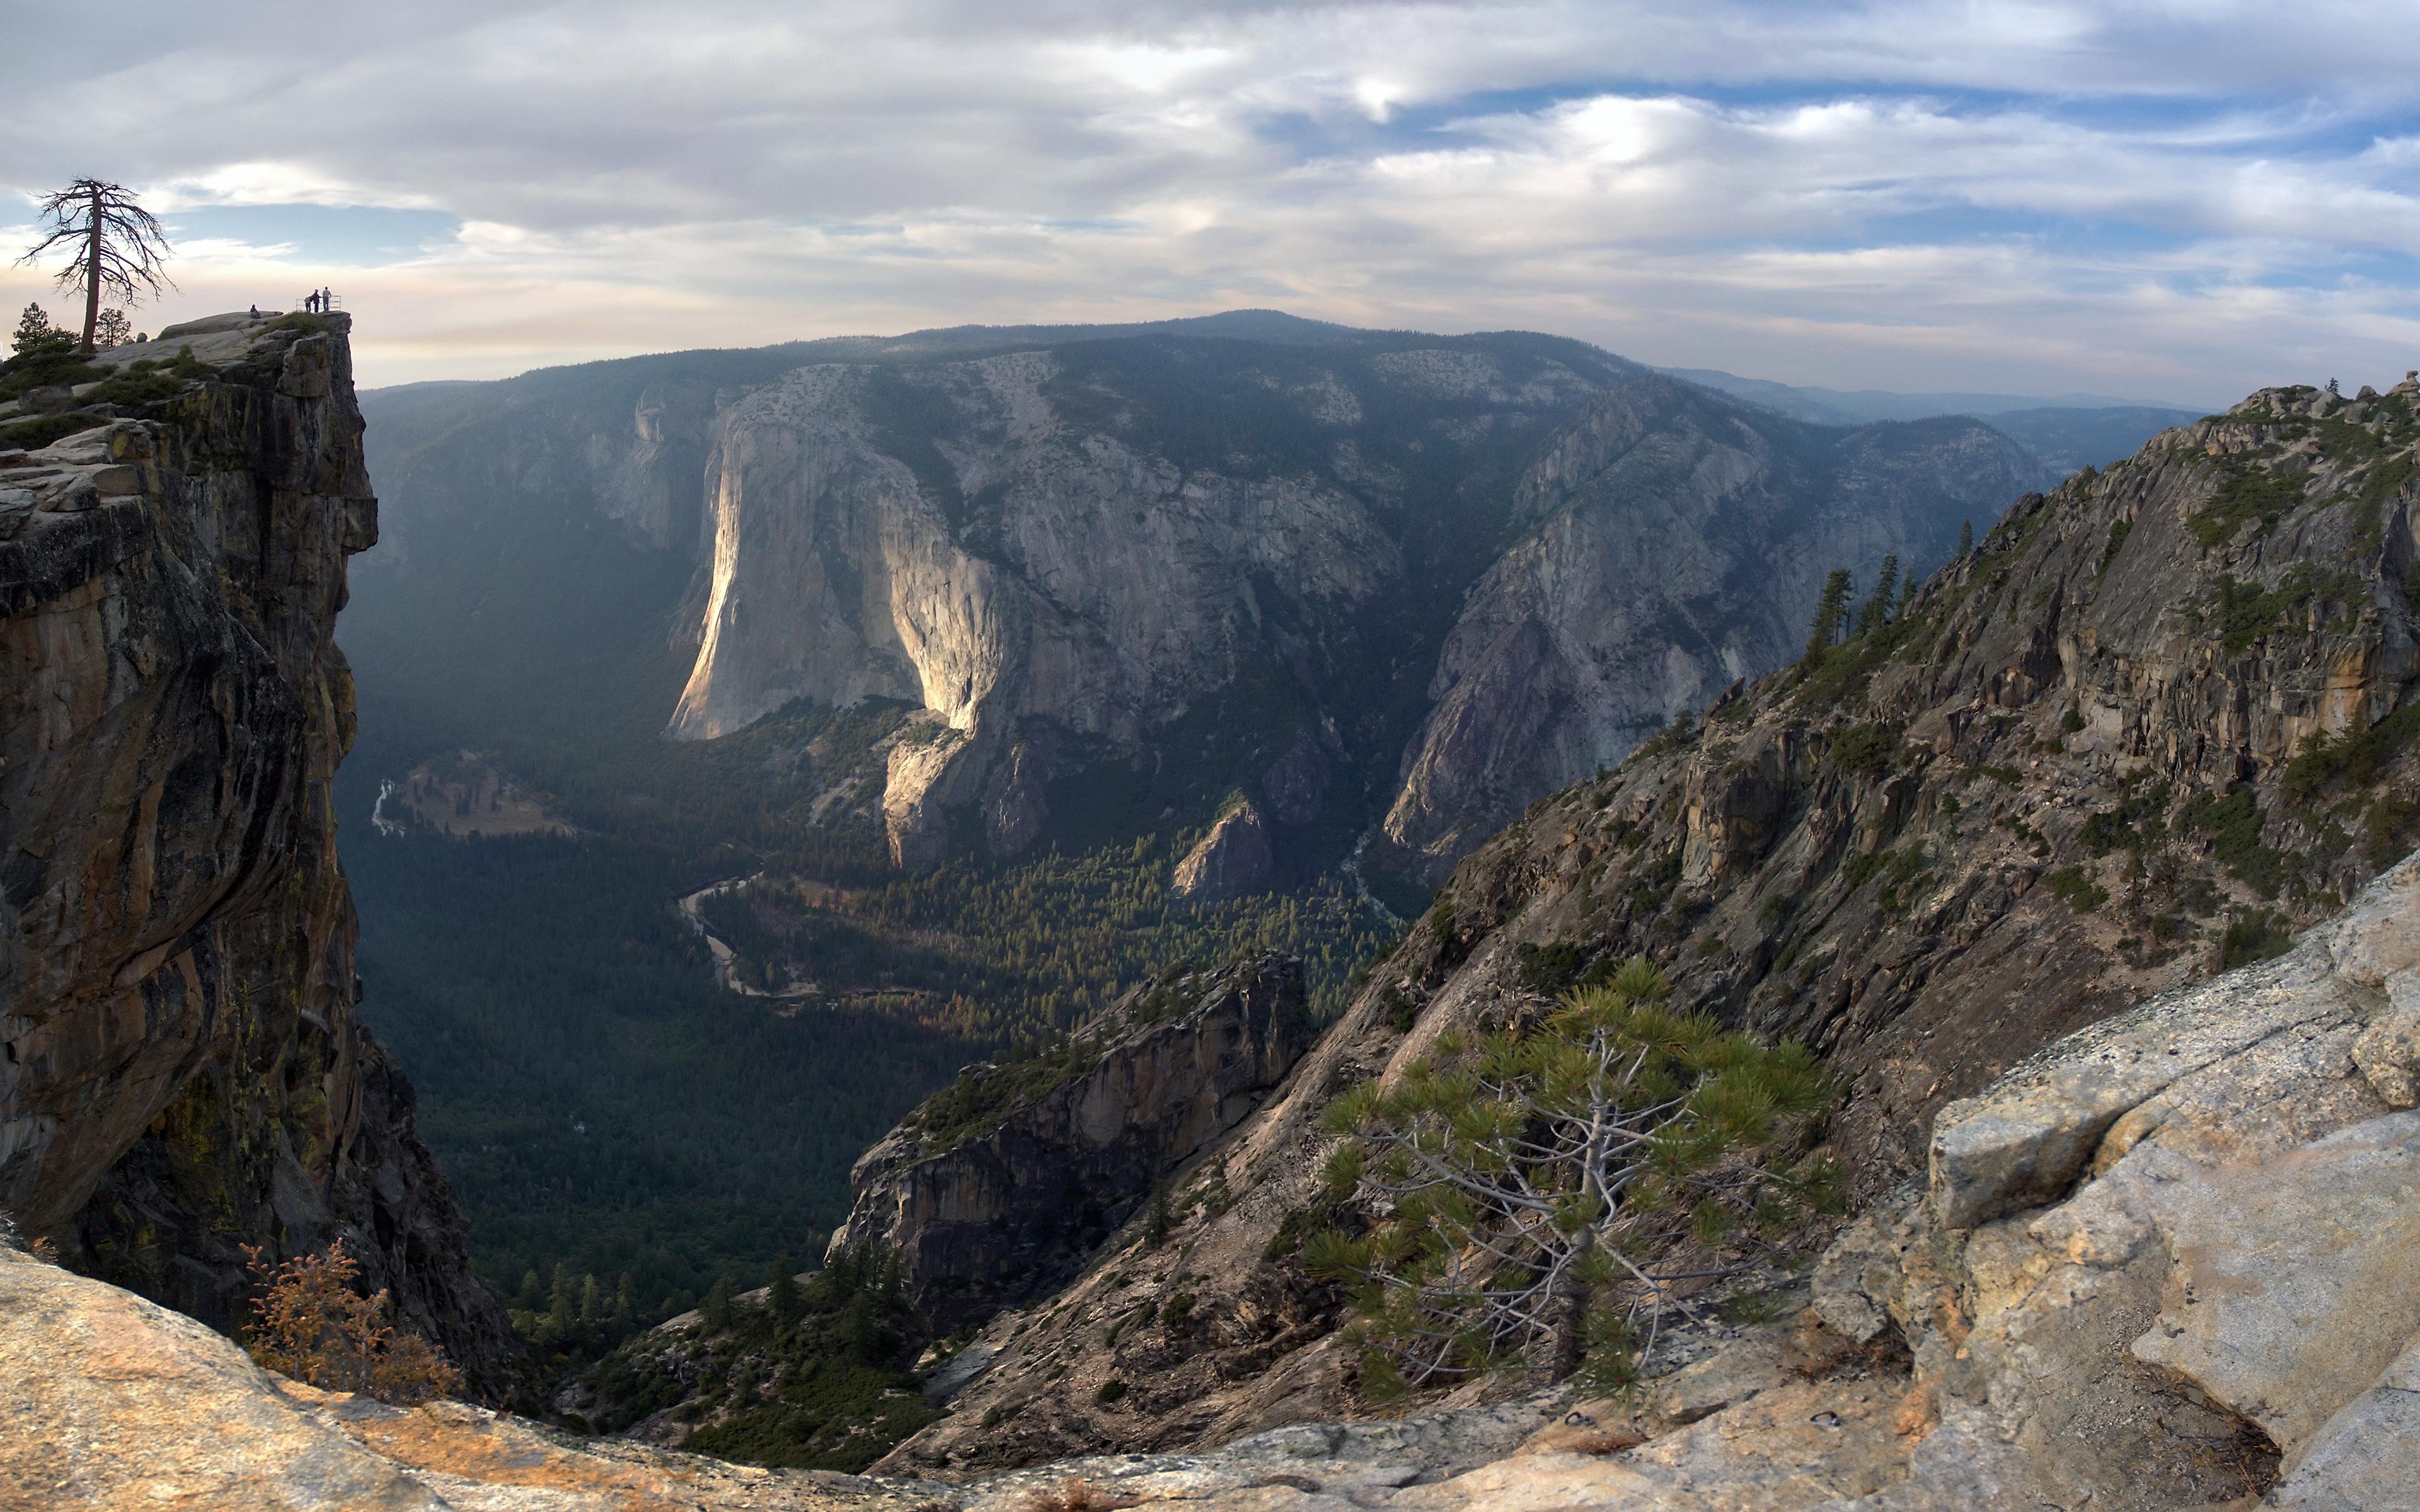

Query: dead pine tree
[15,179,174,355]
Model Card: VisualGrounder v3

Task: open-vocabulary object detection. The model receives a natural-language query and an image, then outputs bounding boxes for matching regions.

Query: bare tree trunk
[1541,1273,1587,1380]
[79,186,101,355]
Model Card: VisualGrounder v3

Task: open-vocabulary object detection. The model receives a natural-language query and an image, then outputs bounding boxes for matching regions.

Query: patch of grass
[255,311,333,338]
[2189,466,2307,547]
[2044,864,2109,914]
[2179,786,2293,899]
[2219,910,2293,970]
[0,411,107,450]
[1827,722,1903,776]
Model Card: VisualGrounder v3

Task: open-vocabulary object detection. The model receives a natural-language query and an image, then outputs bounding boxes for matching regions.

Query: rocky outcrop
[666,349,1415,868]
[827,954,1315,1330]
[0,1241,955,1511]
[896,854,2420,1508]
[1170,801,1274,900]
[0,315,514,1385]
[1384,377,2420,1194]
[875,377,2420,1469]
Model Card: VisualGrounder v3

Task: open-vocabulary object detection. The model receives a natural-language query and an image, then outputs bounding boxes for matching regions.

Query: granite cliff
[0,314,514,1385]
[864,376,2420,1472]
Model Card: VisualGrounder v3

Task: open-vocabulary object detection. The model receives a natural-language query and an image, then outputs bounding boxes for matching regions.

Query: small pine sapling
[1306,958,1838,1399]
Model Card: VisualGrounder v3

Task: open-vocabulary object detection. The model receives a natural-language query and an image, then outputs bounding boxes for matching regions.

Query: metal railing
[289,292,347,314]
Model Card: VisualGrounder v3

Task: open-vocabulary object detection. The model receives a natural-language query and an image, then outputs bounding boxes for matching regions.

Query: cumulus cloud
[2,0,2416,396]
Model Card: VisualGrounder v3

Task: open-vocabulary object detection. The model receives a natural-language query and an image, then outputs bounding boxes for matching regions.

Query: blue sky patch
[162,204,461,266]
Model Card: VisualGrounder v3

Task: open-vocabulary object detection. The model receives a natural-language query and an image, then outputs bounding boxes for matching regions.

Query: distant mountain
[1657,365,2203,490]
[353,317,2035,896]
[1657,364,2198,423]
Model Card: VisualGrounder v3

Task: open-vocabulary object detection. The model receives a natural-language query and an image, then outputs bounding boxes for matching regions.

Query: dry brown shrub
[1021,1478,1142,1511]
[241,1237,461,1406]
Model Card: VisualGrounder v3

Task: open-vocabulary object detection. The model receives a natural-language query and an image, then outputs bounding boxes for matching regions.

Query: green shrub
[0,411,107,450]
[2180,786,2292,898]
[2190,467,2305,547]
[2281,704,2420,807]
[2044,865,2108,914]
[1309,959,1835,1394]
[1827,722,1902,776]
[1094,1378,1128,1404]
[2220,910,2293,970]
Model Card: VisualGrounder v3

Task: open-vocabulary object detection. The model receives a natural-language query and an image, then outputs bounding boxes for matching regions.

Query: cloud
[2,1,2416,397]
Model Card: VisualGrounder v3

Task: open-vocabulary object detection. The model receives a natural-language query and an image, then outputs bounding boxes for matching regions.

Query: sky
[3,1,2417,398]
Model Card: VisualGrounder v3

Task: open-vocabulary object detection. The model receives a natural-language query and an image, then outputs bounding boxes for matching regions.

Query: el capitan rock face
[0,315,514,1386]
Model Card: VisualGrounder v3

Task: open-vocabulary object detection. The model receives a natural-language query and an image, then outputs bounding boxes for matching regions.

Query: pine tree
[8,302,72,362]
[578,1273,601,1328]
[516,1269,543,1312]
[546,1263,575,1337]
[702,1274,734,1331]
[1309,959,1838,1392]
[1803,568,1853,665]
[611,1274,635,1332]
[14,180,175,353]
[1854,554,1898,636]
[1145,1184,1172,1248]
[1957,518,1974,556]
[769,1256,804,1325]
[92,307,132,349]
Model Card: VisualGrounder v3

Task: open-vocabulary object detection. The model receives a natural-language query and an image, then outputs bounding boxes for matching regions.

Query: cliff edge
[0,313,514,1384]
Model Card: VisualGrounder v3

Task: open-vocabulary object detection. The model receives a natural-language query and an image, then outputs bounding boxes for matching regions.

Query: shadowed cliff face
[0,315,515,1387]
[827,954,1315,1331]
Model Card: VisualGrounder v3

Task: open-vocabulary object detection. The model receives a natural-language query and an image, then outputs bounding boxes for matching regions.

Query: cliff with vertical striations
[0,312,514,1387]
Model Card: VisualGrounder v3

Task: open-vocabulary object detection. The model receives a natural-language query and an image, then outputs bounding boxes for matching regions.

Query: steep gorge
[0,313,514,1384]
[863,375,2420,1472]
